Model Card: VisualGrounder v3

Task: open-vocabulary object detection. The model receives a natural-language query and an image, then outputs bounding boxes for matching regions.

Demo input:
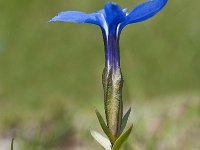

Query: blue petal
[49,11,103,27]
[122,0,168,26]
[104,2,126,28]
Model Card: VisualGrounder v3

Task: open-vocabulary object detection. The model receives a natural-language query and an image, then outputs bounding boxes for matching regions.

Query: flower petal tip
[48,14,61,22]
[122,0,168,26]
[48,18,56,23]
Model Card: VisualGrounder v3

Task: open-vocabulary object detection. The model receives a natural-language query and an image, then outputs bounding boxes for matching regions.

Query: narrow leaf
[11,138,14,150]
[120,107,131,133]
[95,109,115,143]
[112,125,133,150]
[91,130,111,150]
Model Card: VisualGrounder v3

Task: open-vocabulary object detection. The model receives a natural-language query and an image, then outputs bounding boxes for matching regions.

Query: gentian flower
[49,0,167,72]
[49,0,167,148]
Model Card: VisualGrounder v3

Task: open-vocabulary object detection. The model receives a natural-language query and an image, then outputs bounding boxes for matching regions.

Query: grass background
[0,0,200,149]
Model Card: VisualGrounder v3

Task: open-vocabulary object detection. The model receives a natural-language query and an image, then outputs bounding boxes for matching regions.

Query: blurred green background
[0,0,200,149]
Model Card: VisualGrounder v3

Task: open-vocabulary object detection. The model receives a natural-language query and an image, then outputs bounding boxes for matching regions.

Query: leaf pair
[92,109,132,150]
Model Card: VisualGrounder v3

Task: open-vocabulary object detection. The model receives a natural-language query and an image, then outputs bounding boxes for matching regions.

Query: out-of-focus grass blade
[11,138,14,150]
[120,107,131,133]
[95,109,115,144]
[91,130,111,150]
[112,125,133,150]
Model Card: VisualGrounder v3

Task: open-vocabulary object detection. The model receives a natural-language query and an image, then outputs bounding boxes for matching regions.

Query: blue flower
[49,1,168,140]
[49,0,168,72]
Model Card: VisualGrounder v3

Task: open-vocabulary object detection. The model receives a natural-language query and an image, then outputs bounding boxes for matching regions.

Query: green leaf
[95,109,115,144]
[91,130,111,150]
[112,125,133,150]
[11,138,14,150]
[120,107,131,133]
